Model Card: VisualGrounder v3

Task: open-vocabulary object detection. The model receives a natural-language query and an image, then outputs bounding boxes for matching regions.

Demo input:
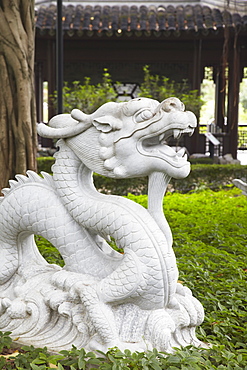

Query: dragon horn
[154,97,185,114]
[37,110,92,139]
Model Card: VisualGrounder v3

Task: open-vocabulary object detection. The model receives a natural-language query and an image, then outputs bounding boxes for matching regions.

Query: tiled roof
[35,4,247,37]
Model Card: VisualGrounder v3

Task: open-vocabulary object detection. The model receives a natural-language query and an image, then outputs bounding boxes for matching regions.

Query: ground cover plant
[0,187,246,369]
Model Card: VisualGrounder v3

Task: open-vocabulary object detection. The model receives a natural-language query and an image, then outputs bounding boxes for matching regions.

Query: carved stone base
[0,264,205,353]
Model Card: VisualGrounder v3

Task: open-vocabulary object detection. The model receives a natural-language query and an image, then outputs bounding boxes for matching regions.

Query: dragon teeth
[159,133,165,141]
[173,128,195,139]
[173,129,180,139]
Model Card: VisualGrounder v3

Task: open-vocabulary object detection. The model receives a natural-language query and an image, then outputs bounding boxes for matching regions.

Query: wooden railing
[200,124,247,151]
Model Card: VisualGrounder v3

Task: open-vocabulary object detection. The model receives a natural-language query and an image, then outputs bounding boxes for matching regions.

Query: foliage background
[200,67,247,126]
[52,69,116,115]
[51,66,203,117]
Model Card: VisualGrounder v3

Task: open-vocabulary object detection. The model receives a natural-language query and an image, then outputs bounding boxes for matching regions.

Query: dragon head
[37,97,197,179]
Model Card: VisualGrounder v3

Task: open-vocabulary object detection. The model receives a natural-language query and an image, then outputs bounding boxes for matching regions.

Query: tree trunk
[0,0,37,191]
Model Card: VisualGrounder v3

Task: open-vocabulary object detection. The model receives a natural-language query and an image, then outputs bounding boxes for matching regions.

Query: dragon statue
[0,97,205,353]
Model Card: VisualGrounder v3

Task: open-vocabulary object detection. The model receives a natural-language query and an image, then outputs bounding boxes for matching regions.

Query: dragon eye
[135,109,154,123]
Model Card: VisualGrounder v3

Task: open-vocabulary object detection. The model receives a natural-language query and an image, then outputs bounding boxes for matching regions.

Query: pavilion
[34,1,247,157]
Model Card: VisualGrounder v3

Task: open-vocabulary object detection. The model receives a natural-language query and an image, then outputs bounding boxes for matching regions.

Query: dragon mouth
[140,126,194,167]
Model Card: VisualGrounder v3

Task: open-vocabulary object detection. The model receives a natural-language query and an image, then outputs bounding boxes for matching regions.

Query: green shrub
[52,69,116,114]
[35,236,64,267]
[139,65,204,117]
[189,157,214,165]
[51,66,203,117]
[91,165,247,194]
[36,160,247,195]
[171,164,247,193]
[37,157,55,174]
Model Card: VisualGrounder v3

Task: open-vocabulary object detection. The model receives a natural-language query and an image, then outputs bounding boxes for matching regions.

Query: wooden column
[214,65,226,132]
[35,62,43,123]
[39,39,56,148]
[56,0,63,114]
[189,39,203,154]
[47,39,56,120]
[227,32,241,159]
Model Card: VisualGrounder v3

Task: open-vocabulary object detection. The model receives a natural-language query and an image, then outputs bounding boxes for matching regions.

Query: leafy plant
[0,332,12,354]
[37,157,55,174]
[138,65,204,117]
[52,69,116,114]
[59,346,102,369]
[51,65,203,118]
[35,236,64,267]
[12,345,63,370]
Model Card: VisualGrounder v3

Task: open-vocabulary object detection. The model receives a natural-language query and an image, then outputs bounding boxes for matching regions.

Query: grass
[1,186,246,369]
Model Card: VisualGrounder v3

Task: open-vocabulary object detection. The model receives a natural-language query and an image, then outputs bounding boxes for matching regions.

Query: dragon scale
[0,173,121,286]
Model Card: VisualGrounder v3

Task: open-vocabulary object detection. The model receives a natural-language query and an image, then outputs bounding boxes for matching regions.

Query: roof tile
[193,5,201,29]
[139,5,148,31]
[157,6,166,31]
[202,6,215,29]
[35,3,247,37]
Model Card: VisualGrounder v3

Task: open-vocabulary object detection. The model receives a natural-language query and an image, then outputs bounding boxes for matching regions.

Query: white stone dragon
[0,97,205,353]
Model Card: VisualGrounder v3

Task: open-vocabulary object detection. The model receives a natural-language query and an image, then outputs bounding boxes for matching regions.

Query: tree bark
[0,0,37,191]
